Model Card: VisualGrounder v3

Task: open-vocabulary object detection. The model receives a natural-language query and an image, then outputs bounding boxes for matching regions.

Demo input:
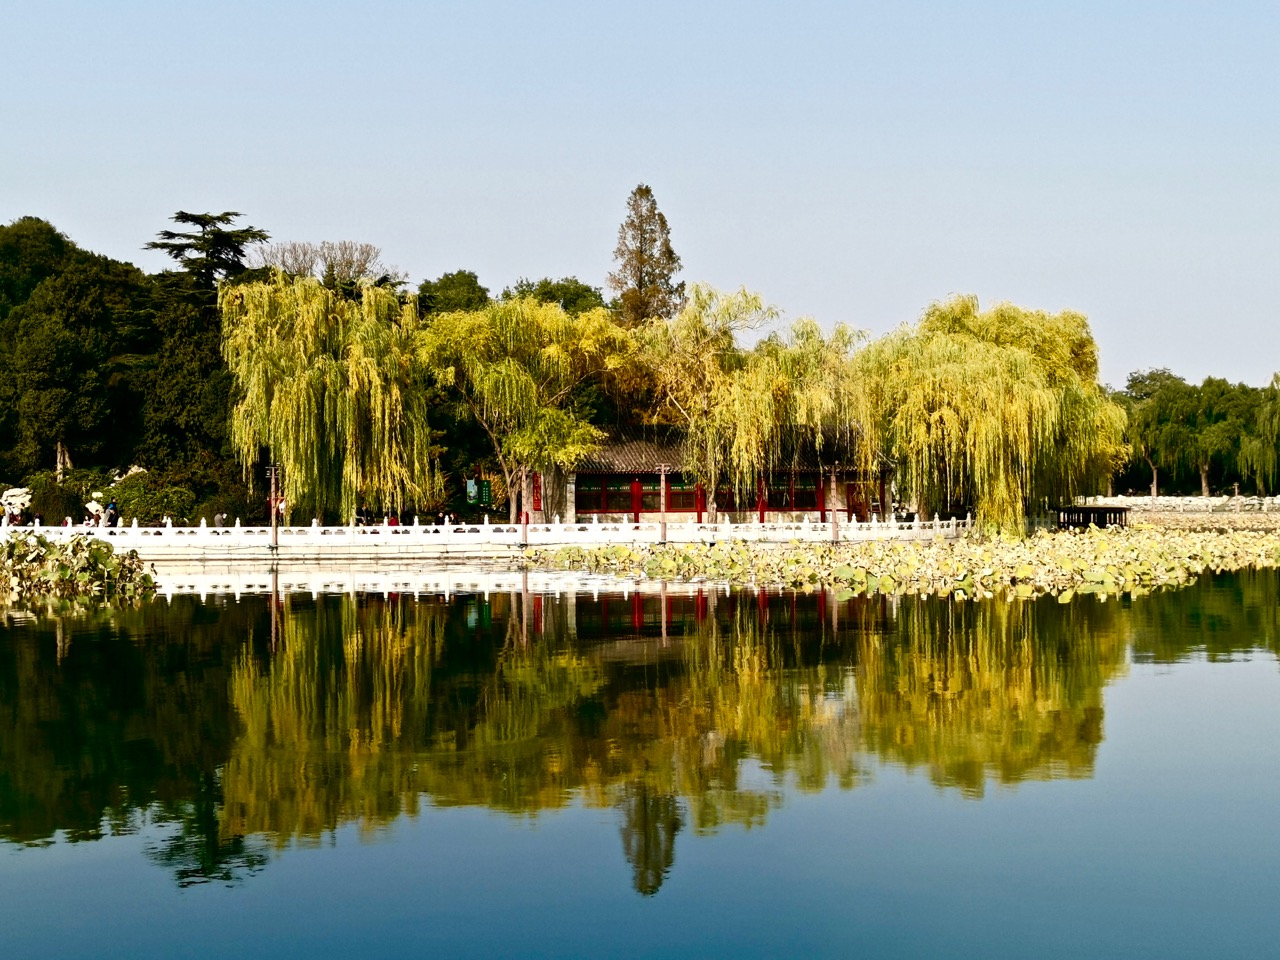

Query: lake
[2,572,1279,959]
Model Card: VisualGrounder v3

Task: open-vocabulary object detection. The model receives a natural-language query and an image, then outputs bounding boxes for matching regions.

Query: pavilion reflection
[0,575,1168,893]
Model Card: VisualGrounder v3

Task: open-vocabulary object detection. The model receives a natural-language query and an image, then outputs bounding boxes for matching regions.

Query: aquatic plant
[1,531,154,605]
[526,526,1280,601]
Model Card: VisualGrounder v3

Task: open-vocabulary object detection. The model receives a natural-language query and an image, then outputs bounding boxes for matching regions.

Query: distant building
[527,429,891,524]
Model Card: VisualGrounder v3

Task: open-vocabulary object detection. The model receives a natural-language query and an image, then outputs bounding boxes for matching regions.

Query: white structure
[1,512,972,563]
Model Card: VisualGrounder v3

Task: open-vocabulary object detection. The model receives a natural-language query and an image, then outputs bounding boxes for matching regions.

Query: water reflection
[1,570,1276,893]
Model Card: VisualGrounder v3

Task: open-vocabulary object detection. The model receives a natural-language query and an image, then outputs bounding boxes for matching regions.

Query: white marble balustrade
[1,512,972,562]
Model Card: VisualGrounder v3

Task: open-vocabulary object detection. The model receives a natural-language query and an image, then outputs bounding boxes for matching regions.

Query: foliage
[1124,370,1268,496]
[502,276,606,315]
[221,271,443,520]
[854,296,1127,530]
[1,531,154,605]
[109,472,197,524]
[643,285,862,502]
[22,470,86,523]
[145,211,269,290]
[140,212,268,469]
[1240,374,1280,494]
[418,269,490,315]
[0,216,80,324]
[6,254,155,472]
[530,524,1280,600]
[608,184,685,326]
[425,297,633,520]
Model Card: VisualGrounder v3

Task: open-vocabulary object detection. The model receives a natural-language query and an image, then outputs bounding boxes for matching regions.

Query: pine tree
[607,184,684,327]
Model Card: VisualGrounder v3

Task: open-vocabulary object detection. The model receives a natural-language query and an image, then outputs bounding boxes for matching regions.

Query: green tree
[8,255,155,475]
[426,298,633,521]
[1240,374,1280,494]
[141,211,268,466]
[608,184,684,327]
[220,272,442,521]
[0,218,83,473]
[418,269,490,315]
[1123,368,1188,497]
[0,217,78,321]
[854,296,1127,530]
[643,285,862,505]
[145,211,269,291]
[502,276,606,315]
[1127,373,1262,497]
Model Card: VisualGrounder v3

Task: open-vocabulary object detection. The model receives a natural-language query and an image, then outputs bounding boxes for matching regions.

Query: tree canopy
[608,184,684,327]
[502,276,606,315]
[854,296,1127,530]
[418,269,490,315]
[424,298,633,520]
[220,272,442,520]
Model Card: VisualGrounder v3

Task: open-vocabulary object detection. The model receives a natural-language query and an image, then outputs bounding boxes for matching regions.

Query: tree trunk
[1144,457,1158,498]
[1106,474,1113,497]
[1200,464,1210,498]
[55,440,73,484]
[506,464,519,524]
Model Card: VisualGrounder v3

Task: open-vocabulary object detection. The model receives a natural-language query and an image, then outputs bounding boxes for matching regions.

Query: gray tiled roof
[576,428,886,476]
[576,435,684,474]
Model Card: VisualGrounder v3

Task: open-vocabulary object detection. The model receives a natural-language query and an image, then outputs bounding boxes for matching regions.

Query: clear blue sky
[4,1,1277,387]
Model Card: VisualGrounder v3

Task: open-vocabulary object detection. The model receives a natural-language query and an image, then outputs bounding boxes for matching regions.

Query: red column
[757,478,765,523]
[817,472,827,522]
[696,483,705,523]
[631,479,641,523]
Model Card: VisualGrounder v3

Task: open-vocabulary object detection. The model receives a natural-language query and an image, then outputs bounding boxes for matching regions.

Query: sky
[3,0,1278,388]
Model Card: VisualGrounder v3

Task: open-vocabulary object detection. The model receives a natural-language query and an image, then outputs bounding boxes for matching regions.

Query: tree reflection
[619,782,683,896]
[145,773,267,887]
[4,575,1271,892]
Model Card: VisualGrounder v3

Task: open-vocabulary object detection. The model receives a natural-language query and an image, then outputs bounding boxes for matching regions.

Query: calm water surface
[2,572,1279,959]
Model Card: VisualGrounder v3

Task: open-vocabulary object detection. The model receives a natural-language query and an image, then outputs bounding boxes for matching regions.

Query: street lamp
[656,462,670,545]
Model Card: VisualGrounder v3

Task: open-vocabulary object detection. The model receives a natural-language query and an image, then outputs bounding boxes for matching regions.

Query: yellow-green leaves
[220,272,441,519]
[854,296,1127,531]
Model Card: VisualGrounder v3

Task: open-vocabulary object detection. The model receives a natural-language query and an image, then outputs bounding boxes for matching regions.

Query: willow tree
[425,297,633,521]
[220,272,441,521]
[854,295,1126,531]
[1241,373,1280,494]
[643,285,862,504]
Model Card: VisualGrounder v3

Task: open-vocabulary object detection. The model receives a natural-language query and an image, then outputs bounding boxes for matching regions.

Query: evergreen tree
[502,276,606,315]
[418,269,490,315]
[140,211,268,466]
[8,255,155,474]
[607,184,684,327]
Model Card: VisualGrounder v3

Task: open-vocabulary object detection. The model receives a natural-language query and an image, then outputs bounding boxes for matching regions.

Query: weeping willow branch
[424,298,634,520]
[220,272,442,520]
[852,295,1127,531]
[644,285,868,501]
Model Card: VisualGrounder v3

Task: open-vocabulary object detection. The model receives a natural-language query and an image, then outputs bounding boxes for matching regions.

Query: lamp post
[266,462,281,550]
[656,462,670,545]
[830,462,840,544]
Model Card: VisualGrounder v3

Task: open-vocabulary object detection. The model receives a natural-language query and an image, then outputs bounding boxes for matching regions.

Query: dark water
[2,573,1279,959]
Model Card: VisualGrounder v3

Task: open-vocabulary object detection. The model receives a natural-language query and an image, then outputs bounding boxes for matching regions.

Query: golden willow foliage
[425,298,633,518]
[854,296,1127,530]
[853,595,1129,796]
[220,273,441,519]
[221,598,448,844]
[644,284,865,499]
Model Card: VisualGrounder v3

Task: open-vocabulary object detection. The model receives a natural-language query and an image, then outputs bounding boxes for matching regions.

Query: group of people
[66,499,119,527]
